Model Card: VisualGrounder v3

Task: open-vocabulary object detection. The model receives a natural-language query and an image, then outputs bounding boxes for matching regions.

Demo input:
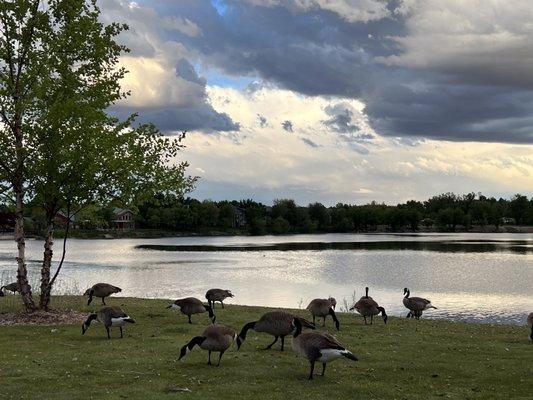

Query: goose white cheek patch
[171,305,181,311]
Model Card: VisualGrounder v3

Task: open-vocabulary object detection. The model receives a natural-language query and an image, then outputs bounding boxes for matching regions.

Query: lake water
[0,233,532,325]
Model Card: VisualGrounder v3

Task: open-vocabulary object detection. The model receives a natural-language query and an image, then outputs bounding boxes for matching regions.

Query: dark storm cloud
[301,138,320,148]
[282,120,294,132]
[103,0,533,143]
[323,104,360,133]
[257,114,267,127]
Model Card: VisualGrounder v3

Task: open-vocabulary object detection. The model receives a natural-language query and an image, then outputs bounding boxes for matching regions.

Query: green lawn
[0,297,531,399]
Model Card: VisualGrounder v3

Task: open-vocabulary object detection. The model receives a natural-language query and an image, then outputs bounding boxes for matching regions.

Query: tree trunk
[14,189,35,312]
[39,221,54,310]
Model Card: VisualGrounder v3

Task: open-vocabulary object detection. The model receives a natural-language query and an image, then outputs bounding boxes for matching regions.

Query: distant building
[501,217,516,225]
[234,206,247,227]
[55,211,76,229]
[113,208,135,230]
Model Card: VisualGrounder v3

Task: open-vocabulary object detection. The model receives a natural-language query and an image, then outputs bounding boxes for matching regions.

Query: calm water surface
[0,233,531,325]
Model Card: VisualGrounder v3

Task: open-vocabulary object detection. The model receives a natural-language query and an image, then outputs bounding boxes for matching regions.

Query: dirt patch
[0,309,86,326]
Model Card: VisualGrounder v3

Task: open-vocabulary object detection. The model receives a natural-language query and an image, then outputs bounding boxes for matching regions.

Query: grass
[0,296,531,400]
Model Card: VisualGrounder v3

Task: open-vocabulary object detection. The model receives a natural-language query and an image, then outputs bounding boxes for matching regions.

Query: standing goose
[527,313,533,341]
[167,297,216,324]
[1,282,19,295]
[179,324,236,366]
[84,283,122,305]
[292,318,358,380]
[205,288,234,309]
[402,288,436,319]
[350,288,387,325]
[306,298,340,330]
[236,311,315,351]
[81,306,135,339]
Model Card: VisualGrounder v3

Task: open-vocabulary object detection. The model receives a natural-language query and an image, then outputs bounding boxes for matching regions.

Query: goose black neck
[404,289,410,299]
[365,287,369,298]
[238,321,256,341]
[292,318,302,338]
[204,305,215,319]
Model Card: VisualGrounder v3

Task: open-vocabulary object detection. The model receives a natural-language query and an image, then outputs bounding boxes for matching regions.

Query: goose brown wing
[103,306,128,318]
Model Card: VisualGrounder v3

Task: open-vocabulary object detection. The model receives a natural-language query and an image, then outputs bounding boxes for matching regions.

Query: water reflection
[0,233,531,325]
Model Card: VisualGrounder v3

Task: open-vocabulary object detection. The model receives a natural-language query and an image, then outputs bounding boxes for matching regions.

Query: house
[113,208,135,230]
[501,217,516,225]
[55,211,76,229]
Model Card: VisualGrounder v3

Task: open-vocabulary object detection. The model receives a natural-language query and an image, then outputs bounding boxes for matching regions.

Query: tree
[0,0,195,311]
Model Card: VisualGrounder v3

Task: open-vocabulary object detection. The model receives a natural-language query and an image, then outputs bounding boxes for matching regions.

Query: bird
[81,306,135,339]
[350,287,387,325]
[167,297,216,324]
[291,318,358,380]
[179,324,236,366]
[1,282,19,295]
[527,313,533,341]
[306,298,340,330]
[205,288,234,309]
[84,283,122,305]
[236,311,315,351]
[402,288,437,319]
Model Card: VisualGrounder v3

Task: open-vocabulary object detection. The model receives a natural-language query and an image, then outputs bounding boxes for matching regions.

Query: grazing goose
[350,288,387,325]
[167,297,216,324]
[179,324,236,366]
[292,318,358,380]
[402,288,436,319]
[205,288,234,309]
[84,283,122,305]
[306,298,340,330]
[81,306,135,339]
[527,313,533,341]
[1,282,19,295]
[237,311,315,351]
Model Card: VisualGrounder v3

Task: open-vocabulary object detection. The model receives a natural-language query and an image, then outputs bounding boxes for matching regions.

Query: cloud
[282,120,294,132]
[257,114,268,127]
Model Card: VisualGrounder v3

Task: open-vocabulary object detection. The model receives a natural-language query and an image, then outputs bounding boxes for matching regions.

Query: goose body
[350,287,387,325]
[1,282,19,295]
[205,288,234,309]
[292,318,358,380]
[179,324,236,366]
[82,306,135,339]
[236,311,315,351]
[527,313,533,341]
[402,288,436,319]
[84,283,121,305]
[167,297,216,324]
[306,298,340,330]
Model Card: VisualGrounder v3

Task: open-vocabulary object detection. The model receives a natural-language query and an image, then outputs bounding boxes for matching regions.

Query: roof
[113,208,133,216]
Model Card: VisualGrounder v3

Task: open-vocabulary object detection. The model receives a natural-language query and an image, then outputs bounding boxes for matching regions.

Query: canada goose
[292,318,358,380]
[81,306,135,339]
[236,311,315,351]
[350,288,387,325]
[179,324,236,366]
[84,283,122,305]
[403,288,436,319]
[328,297,337,310]
[167,297,216,324]
[1,282,19,295]
[205,288,234,309]
[527,313,533,341]
[306,298,340,330]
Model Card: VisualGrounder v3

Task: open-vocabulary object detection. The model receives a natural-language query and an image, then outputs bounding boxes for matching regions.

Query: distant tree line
[5,192,530,235]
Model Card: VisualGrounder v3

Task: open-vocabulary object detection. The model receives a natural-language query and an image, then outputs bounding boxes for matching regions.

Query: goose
[205,288,234,309]
[402,288,436,319]
[350,288,387,325]
[292,318,358,380]
[236,311,315,351]
[1,282,19,295]
[167,297,216,324]
[527,313,533,341]
[81,306,135,339]
[179,324,236,366]
[306,298,340,330]
[84,283,122,305]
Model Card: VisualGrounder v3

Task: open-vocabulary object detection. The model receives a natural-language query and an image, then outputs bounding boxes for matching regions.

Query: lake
[0,233,532,325]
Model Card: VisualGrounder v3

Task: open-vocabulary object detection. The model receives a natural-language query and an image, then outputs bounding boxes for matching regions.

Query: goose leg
[363,316,367,325]
[313,315,316,325]
[106,327,110,339]
[263,336,278,350]
[102,297,106,305]
[370,315,373,325]
[207,351,212,365]
[308,361,315,380]
[217,351,225,367]
[188,315,192,324]
[280,336,285,351]
[120,327,123,338]
[322,316,326,327]
[221,301,224,309]
[321,363,326,376]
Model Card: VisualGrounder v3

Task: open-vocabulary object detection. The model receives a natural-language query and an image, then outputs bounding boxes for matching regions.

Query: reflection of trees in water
[137,240,532,254]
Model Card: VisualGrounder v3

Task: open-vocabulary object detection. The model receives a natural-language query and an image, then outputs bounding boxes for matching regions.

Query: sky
[101,0,533,205]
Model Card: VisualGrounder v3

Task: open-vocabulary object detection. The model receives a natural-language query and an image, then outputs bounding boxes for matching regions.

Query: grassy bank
[0,297,531,399]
